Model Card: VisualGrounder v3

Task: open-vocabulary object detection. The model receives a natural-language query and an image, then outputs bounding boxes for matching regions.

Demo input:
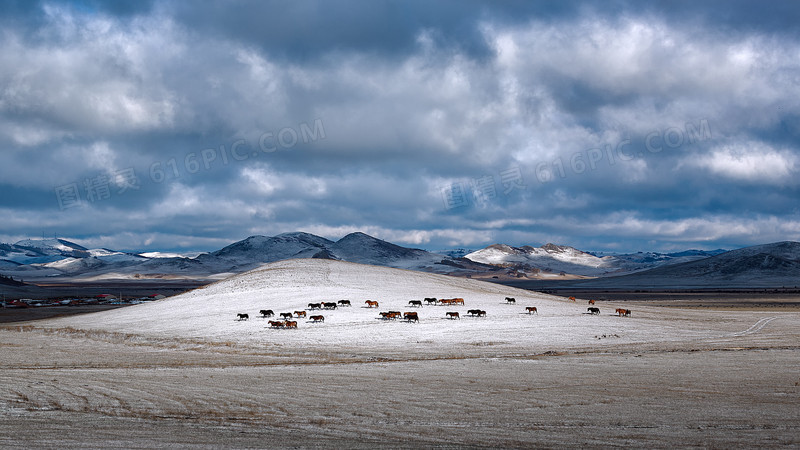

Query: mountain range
[0,232,492,282]
[0,232,797,289]
[464,243,727,277]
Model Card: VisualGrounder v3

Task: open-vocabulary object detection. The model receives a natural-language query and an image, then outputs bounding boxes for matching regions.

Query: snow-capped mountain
[326,232,441,269]
[465,243,616,276]
[197,232,334,268]
[138,251,205,259]
[195,231,469,274]
[465,243,728,277]
[13,238,88,254]
[0,238,89,264]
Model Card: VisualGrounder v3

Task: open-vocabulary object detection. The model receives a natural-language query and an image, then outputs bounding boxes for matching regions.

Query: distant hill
[567,241,800,288]
[195,232,334,270]
[465,243,618,276]
[197,231,484,274]
[0,238,90,265]
[465,243,726,277]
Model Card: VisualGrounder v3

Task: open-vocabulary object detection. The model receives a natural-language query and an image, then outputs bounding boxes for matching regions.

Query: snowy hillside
[466,243,727,276]
[197,231,459,273]
[47,259,699,350]
[201,232,334,266]
[0,239,89,265]
[325,232,455,271]
[138,251,205,259]
[14,238,87,254]
[465,243,616,276]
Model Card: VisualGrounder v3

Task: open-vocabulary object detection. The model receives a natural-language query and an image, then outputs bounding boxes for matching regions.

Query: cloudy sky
[1,0,799,253]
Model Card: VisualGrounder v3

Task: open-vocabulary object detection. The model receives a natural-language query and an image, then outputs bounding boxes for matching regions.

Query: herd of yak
[235,296,632,329]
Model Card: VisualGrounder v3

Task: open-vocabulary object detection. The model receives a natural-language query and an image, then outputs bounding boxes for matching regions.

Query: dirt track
[1,310,799,448]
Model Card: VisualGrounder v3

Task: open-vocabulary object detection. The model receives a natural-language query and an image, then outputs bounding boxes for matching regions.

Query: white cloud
[684,142,797,184]
[241,166,283,196]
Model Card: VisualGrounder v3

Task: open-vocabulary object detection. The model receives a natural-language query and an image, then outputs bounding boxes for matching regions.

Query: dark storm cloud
[0,0,799,252]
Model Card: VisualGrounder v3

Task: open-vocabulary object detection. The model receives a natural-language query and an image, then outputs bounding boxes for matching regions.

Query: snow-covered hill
[200,232,334,266]
[13,238,88,254]
[194,231,468,274]
[465,243,727,277]
[0,238,89,265]
[465,243,616,276]
[46,258,682,349]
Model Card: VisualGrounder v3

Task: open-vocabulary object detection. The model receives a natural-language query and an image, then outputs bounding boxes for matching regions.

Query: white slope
[138,251,204,259]
[0,248,57,265]
[466,244,615,275]
[38,252,146,275]
[85,249,146,263]
[14,238,86,254]
[47,259,722,353]
[327,232,455,272]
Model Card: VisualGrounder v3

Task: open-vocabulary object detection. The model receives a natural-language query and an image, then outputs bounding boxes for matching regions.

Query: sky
[1,0,799,254]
